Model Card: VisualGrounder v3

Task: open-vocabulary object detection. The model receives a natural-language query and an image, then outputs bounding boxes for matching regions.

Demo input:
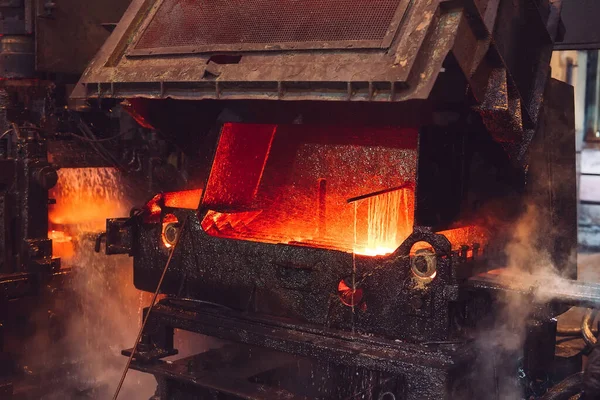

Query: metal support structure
[129,299,475,400]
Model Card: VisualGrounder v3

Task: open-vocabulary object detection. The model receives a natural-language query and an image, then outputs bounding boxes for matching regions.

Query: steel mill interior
[2,1,600,399]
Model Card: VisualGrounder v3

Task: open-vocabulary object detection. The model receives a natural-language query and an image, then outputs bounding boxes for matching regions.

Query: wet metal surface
[134,299,474,399]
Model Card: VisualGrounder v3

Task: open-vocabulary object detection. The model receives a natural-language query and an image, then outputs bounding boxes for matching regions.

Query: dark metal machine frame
[81,0,580,398]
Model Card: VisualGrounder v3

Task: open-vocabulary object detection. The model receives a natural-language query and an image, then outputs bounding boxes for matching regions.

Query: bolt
[164,223,179,245]
[411,250,437,279]
[34,166,58,190]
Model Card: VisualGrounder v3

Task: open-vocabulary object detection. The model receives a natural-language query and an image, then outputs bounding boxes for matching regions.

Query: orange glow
[161,214,179,248]
[438,226,487,251]
[144,189,203,223]
[164,189,203,209]
[201,123,419,256]
[49,230,74,260]
[412,269,438,280]
[353,188,413,256]
[338,279,364,307]
[49,168,128,232]
[121,99,156,130]
[356,247,397,256]
[146,194,162,217]
[136,123,489,257]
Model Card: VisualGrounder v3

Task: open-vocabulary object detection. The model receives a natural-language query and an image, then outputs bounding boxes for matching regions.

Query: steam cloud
[472,204,578,399]
[30,168,156,399]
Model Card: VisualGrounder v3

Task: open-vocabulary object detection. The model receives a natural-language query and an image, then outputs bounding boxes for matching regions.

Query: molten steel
[49,168,127,233]
[354,188,413,256]
[200,123,420,256]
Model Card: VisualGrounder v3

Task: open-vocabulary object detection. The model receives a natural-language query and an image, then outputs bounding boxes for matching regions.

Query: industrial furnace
[0,0,598,398]
[71,0,586,398]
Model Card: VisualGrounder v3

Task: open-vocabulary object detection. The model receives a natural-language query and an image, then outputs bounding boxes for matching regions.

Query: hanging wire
[0,128,13,141]
[69,129,128,143]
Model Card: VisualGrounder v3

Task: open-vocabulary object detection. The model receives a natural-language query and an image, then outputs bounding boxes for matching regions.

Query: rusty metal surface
[130,0,407,54]
[525,78,577,277]
[0,0,32,35]
[73,0,562,140]
[72,0,452,102]
[74,0,552,127]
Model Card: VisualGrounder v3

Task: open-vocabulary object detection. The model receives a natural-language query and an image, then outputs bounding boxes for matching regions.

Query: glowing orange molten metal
[199,122,420,256]
[144,189,203,223]
[142,123,488,256]
[49,230,74,260]
[352,188,414,256]
[49,168,128,232]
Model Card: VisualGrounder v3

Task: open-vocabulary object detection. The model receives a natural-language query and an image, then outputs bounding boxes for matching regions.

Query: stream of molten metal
[353,189,412,256]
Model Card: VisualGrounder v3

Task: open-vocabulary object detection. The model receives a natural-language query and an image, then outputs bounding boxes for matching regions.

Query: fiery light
[161,214,179,248]
[49,168,128,232]
[200,123,419,256]
[49,230,74,260]
[164,189,203,209]
[44,166,155,397]
[338,279,364,307]
[439,225,487,250]
[144,189,203,223]
[353,188,413,256]
[156,123,487,257]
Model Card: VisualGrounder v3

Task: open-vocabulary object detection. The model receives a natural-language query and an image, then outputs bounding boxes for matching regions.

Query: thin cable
[582,309,599,348]
[69,110,126,171]
[112,216,188,400]
[0,128,13,141]
[70,130,127,143]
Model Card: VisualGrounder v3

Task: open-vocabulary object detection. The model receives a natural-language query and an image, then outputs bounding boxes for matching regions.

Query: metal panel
[130,0,406,55]
[35,0,132,74]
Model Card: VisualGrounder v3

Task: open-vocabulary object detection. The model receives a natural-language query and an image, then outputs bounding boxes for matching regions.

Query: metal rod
[582,309,598,348]
[0,128,13,141]
[466,272,600,309]
[346,183,413,204]
[111,216,188,400]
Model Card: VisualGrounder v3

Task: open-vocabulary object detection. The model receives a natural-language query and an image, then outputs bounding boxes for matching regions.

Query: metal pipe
[557,325,597,337]
[466,272,600,309]
[346,183,413,204]
[582,309,599,348]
